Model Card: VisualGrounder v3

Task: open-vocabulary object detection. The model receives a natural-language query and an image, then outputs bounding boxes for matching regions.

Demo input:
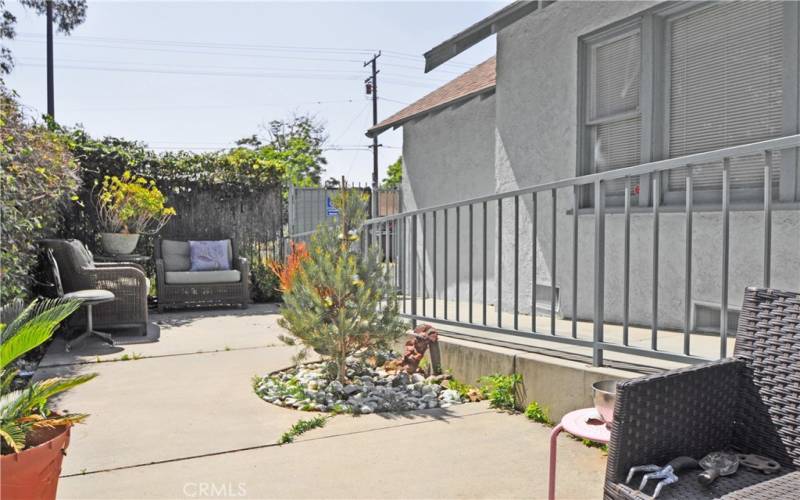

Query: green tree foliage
[1,0,88,74]
[382,156,402,189]
[278,187,406,383]
[53,114,326,192]
[0,87,80,302]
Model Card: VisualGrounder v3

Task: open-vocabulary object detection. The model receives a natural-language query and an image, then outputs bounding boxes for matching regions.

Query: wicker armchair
[41,239,149,335]
[154,236,249,312]
[605,287,800,499]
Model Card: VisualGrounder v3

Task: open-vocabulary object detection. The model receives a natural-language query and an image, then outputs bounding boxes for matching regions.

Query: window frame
[577,1,800,208]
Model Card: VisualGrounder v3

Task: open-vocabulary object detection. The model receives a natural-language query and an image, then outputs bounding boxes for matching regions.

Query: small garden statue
[385,324,441,375]
[277,182,407,384]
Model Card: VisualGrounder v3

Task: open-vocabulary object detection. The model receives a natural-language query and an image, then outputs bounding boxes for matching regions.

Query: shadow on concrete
[154,302,281,329]
[370,405,473,423]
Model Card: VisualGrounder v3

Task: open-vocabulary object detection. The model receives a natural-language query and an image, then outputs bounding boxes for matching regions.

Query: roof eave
[424,0,543,73]
[366,85,496,138]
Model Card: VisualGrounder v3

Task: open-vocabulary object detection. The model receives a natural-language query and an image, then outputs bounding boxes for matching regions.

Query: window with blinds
[666,2,785,192]
[589,30,641,198]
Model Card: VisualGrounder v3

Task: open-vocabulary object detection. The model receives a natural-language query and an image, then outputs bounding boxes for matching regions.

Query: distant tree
[324,177,340,189]
[235,114,328,188]
[266,114,327,187]
[382,156,402,189]
[1,0,88,74]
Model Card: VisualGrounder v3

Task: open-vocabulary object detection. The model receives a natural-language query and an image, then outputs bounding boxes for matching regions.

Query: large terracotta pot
[100,232,140,255]
[1,426,71,500]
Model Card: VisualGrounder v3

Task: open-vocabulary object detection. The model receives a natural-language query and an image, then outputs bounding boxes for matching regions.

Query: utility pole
[364,51,381,217]
[46,0,54,118]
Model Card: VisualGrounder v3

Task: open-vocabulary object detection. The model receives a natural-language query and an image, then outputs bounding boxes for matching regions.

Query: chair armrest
[95,261,147,274]
[83,265,148,293]
[155,259,166,286]
[606,358,745,484]
[235,257,249,280]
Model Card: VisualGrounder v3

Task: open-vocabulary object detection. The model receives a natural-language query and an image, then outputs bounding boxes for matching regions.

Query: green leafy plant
[1,87,80,302]
[94,171,175,234]
[277,415,328,444]
[381,156,402,188]
[524,401,552,425]
[1,298,97,454]
[250,259,282,303]
[580,438,608,452]
[278,186,407,383]
[479,373,522,411]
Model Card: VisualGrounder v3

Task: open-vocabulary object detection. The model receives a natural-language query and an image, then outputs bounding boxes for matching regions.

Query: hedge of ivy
[1,88,81,302]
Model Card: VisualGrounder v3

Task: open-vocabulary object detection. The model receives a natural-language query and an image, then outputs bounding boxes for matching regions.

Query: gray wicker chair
[41,239,149,335]
[605,287,800,499]
[154,236,249,312]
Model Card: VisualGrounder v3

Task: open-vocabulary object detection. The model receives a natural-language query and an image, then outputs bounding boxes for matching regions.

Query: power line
[17,33,378,55]
[57,99,361,112]
[15,63,443,88]
[16,56,451,85]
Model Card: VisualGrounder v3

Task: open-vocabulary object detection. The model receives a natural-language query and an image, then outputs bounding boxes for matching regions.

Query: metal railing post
[411,214,418,328]
[720,158,730,358]
[592,180,605,367]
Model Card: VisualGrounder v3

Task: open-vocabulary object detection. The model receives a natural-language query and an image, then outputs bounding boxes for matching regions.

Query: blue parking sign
[326,195,339,217]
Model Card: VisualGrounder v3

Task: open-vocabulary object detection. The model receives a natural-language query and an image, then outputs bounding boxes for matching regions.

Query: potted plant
[95,171,176,255]
[1,298,98,500]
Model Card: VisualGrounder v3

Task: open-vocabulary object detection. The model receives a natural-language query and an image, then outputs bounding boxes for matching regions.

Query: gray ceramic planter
[100,232,140,255]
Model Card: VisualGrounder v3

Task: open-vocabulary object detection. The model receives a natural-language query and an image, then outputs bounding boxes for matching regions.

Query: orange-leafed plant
[268,241,309,293]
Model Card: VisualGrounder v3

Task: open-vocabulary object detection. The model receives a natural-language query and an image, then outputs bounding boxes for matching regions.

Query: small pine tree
[278,186,407,383]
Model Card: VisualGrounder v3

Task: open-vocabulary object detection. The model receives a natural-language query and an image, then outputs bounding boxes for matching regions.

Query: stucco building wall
[493,0,799,332]
[401,93,498,307]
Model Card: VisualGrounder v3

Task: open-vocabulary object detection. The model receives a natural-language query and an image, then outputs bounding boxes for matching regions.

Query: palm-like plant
[1,298,97,454]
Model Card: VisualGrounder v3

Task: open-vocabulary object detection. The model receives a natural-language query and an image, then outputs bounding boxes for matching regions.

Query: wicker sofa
[155,237,250,312]
[41,239,149,335]
[605,287,800,499]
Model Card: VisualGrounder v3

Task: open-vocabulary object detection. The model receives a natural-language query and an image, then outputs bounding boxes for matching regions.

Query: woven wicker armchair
[155,236,250,312]
[41,239,149,335]
[605,287,800,499]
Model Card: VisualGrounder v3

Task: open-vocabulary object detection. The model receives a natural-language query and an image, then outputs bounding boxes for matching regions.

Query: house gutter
[423,0,546,72]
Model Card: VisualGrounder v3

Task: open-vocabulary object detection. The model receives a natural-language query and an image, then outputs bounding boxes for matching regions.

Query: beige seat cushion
[161,240,191,272]
[164,270,241,285]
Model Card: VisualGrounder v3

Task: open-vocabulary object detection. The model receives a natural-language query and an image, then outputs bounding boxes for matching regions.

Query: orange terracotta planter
[1,426,71,500]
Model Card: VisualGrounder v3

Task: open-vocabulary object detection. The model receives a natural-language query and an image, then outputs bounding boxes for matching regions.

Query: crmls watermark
[183,482,247,498]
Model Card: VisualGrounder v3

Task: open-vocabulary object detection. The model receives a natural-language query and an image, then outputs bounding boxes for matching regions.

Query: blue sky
[4,1,500,184]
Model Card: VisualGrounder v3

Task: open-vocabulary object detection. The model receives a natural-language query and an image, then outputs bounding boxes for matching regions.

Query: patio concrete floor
[37,304,608,499]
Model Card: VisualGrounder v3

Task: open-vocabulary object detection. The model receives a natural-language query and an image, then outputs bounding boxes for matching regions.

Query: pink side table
[548,408,611,500]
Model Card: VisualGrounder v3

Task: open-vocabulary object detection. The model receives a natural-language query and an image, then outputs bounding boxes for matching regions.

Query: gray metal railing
[362,135,800,367]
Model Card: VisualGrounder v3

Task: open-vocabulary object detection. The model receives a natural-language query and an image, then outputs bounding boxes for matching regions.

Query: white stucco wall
[493,0,800,332]
[401,93,498,307]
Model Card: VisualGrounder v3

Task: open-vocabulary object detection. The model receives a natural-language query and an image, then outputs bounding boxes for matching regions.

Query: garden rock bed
[254,355,468,414]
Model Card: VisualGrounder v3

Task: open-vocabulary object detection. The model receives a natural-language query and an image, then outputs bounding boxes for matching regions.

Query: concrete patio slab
[40,304,285,367]
[38,305,607,499]
[58,402,607,499]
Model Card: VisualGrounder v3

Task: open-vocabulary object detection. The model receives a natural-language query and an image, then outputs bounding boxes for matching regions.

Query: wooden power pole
[364,51,381,217]
[46,0,55,118]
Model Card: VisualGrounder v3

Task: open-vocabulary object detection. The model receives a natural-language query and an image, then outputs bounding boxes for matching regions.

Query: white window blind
[592,32,641,121]
[591,31,641,196]
[667,2,784,192]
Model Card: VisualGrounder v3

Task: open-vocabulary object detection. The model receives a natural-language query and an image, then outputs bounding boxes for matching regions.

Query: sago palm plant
[1,298,97,454]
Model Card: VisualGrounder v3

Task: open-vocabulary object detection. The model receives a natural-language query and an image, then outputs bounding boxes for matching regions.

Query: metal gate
[287,185,401,244]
